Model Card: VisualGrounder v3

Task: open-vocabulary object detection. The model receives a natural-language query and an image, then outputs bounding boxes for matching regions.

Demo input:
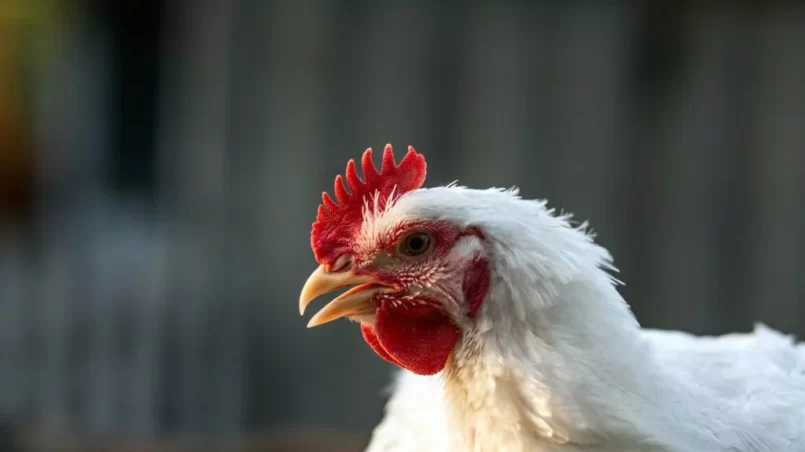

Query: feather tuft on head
[311,144,427,266]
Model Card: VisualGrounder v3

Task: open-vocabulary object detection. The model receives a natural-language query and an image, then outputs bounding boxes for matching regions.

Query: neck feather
[439,218,676,450]
[443,280,668,449]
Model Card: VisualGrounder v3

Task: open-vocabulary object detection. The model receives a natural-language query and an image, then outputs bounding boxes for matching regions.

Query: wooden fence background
[0,1,803,443]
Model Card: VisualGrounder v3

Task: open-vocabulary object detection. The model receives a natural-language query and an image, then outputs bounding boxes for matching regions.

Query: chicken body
[360,187,805,452]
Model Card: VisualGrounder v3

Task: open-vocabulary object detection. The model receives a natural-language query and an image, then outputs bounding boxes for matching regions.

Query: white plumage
[362,185,805,452]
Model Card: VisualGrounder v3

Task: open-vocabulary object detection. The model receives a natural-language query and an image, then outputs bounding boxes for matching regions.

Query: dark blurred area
[1,1,804,450]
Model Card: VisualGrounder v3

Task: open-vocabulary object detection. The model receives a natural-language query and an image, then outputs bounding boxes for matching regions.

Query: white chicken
[299,144,805,452]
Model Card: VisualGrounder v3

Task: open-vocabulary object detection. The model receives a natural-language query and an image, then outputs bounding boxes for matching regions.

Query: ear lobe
[463,257,490,317]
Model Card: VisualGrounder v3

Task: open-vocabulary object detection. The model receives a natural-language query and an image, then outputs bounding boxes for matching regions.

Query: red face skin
[345,220,490,376]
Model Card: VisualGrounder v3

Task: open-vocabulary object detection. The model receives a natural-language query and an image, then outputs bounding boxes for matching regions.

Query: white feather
[362,186,805,452]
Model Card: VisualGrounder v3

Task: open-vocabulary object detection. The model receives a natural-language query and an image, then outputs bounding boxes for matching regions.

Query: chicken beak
[299,264,395,328]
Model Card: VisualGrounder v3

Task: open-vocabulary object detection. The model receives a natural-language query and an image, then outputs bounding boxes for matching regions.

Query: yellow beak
[299,264,396,328]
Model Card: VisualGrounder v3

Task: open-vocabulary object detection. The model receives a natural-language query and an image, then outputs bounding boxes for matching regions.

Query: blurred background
[1,1,804,450]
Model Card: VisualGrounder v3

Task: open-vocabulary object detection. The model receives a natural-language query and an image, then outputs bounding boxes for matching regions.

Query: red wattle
[370,301,459,375]
[361,324,401,366]
[358,259,488,375]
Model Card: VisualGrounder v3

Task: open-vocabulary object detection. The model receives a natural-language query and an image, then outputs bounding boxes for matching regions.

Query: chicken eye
[400,232,432,257]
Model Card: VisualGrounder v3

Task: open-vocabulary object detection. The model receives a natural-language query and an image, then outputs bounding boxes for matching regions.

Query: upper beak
[299,264,396,328]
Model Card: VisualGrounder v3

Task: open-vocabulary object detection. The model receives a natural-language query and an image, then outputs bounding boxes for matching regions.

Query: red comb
[311,144,427,265]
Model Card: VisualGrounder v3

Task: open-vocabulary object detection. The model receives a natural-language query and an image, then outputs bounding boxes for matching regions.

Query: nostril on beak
[329,254,354,273]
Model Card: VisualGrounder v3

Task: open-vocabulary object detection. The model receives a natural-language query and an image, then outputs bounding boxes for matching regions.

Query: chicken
[299,144,805,452]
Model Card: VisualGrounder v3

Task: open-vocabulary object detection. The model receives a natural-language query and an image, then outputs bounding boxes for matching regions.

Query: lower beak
[299,264,396,328]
